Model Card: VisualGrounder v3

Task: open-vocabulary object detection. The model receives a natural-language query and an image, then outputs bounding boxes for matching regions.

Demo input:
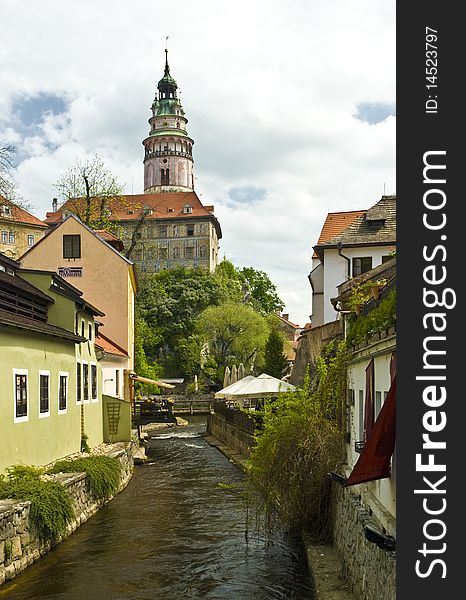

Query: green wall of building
[0,326,104,474]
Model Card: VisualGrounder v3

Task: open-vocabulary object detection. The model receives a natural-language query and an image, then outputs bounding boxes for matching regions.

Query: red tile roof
[312,209,366,258]
[278,314,300,329]
[1,197,47,228]
[316,210,366,245]
[45,191,217,223]
[95,332,128,357]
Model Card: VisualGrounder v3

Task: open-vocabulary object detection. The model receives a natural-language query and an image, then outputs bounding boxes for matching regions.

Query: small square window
[63,234,81,259]
[352,257,372,277]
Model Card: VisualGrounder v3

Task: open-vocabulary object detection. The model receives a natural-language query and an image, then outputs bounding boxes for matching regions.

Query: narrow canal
[2,417,314,599]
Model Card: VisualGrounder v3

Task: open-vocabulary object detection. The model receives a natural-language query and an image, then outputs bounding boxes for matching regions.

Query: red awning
[345,374,396,487]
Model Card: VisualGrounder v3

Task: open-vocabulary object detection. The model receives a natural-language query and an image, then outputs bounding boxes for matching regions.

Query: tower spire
[165,36,169,75]
[143,49,195,194]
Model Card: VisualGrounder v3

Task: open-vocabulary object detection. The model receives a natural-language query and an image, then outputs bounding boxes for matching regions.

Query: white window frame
[90,361,98,403]
[82,361,90,404]
[58,371,69,414]
[28,234,35,247]
[76,360,82,404]
[1,230,7,244]
[39,370,51,418]
[13,368,29,423]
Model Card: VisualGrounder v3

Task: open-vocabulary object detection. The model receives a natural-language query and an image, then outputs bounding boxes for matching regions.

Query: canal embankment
[205,409,356,600]
[0,441,136,586]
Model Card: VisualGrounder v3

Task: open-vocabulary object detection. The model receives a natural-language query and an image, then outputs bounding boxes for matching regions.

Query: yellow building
[0,197,47,260]
[20,215,137,374]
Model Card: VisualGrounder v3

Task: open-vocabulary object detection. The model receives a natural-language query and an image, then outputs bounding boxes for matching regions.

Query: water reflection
[2,418,314,599]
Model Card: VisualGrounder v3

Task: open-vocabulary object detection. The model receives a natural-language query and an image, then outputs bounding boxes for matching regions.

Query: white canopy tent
[215,373,296,401]
[215,375,256,399]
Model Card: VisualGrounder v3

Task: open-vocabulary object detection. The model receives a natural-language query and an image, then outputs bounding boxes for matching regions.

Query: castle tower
[143,50,194,193]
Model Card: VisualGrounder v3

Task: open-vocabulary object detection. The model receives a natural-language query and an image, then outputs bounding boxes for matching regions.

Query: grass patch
[49,456,121,500]
[0,466,74,542]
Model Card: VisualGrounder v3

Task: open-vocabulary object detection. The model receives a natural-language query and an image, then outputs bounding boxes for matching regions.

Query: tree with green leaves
[263,329,289,379]
[238,267,284,315]
[196,302,269,382]
[54,154,124,229]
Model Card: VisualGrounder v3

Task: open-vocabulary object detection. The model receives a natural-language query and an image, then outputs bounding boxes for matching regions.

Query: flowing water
[1,417,314,599]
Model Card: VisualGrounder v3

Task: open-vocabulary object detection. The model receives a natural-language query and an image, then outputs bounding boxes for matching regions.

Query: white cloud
[1,0,395,325]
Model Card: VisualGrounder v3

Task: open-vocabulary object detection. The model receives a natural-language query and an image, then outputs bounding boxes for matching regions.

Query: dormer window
[1,205,11,217]
[183,204,193,214]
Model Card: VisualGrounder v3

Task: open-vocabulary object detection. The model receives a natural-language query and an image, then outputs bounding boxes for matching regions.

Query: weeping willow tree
[247,340,348,541]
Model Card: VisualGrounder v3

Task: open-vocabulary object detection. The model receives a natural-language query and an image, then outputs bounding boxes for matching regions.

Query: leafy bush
[0,466,74,542]
[49,456,121,500]
[346,289,396,346]
[247,341,348,541]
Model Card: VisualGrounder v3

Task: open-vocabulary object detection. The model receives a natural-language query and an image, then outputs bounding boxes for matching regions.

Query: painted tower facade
[143,50,194,193]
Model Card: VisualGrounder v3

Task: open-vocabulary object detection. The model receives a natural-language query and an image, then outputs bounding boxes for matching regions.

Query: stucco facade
[0,260,104,473]
[310,195,396,326]
[20,215,136,370]
[0,199,47,260]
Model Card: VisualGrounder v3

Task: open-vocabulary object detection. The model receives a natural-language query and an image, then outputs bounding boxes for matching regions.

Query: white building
[310,195,396,326]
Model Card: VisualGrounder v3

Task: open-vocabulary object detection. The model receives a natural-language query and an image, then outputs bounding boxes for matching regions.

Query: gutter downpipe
[337,241,351,279]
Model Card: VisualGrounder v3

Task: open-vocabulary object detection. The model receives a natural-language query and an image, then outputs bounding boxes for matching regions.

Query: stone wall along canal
[0,417,314,599]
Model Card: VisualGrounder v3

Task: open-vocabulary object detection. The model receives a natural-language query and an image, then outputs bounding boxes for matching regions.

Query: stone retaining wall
[0,442,136,586]
[207,413,254,457]
[332,485,396,600]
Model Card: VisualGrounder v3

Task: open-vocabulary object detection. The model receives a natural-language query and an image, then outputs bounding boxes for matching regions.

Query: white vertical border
[90,361,98,403]
[58,371,69,414]
[38,370,50,418]
[13,368,29,423]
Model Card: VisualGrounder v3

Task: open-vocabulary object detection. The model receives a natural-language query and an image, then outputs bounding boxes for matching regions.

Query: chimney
[52,198,58,212]
[282,313,289,321]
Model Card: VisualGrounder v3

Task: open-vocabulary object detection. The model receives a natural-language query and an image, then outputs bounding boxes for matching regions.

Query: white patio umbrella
[215,375,256,399]
[238,363,245,380]
[219,373,296,399]
[223,366,231,389]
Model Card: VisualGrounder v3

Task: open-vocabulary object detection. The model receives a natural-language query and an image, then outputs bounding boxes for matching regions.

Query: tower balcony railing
[144,149,192,159]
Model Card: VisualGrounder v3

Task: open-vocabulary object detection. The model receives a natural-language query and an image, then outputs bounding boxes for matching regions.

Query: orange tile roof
[45,191,217,224]
[312,209,366,258]
[278,314,300,328]
[316,210,367,245]
[95,332,128,357]
[1,197,47,228]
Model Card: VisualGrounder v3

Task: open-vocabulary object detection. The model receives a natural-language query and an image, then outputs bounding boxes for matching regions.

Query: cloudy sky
[1,0,395,325]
